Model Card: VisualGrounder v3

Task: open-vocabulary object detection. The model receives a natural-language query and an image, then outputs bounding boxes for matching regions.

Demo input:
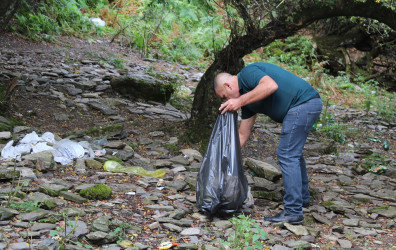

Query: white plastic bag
[89,17,106,27]
[53,139,85,165]
[1,140,31,161]
[19,131,40,144]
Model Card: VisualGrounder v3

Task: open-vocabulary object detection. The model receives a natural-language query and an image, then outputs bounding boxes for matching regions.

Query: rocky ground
[0,33,395,250]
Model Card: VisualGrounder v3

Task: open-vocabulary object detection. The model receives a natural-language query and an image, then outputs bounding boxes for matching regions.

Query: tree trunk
[187,0,395,143]
[0,0,21,32]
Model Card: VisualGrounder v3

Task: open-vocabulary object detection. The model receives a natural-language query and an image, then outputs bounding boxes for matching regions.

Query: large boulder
[110,74,175,104]
[0,0,21,32]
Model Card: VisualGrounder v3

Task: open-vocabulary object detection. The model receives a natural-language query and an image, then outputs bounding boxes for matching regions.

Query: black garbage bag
[196,111,249,216]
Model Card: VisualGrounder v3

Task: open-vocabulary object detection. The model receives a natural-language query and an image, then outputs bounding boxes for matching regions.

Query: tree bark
[188,0,395,143]
[0,0,21,32]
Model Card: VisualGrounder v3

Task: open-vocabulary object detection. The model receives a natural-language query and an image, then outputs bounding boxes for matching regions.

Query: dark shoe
[264,210,303,225]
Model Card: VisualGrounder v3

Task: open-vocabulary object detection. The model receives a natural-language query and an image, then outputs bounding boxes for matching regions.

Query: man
[214,62,322,225]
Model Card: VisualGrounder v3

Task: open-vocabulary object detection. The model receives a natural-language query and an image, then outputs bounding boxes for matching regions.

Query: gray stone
[59,207,86,217]
[308,164,344,175]
[352,193,375,203]
[39,184,68,196]
[369,206,396,218]
[180,227,201,236]
[146,205,174,211]
[67,220,89,238]
[22,150,54,167]
[180,149,203,163]
[167,179,188,191]
[75,158,87,174]
[284,240,311,249]
[335,153,357,166]
[37,238,60,250]
[156,218,194,227]
[8,242,30,250]
[337,239,352,248]
[86,231,108,240]
[26,192,67,207]
[375,189,396,202]
[91,216,112,232]
[88,101,117,116]
[163,223,182,232]
[13,221,29,228]
[353,227,377,236]
[0,131,11,139]
[169,155,190,165]
[337,175,353,186]
[0,207,19,220]
[252,176,277,191]
[284,223,309,236]
[31,222,57,231]
[244,157,281,181]
[110,74,175,103]
[17,210,49,221]
[59,191,88,203]
[343,218,359,227]
[311,212,332,225]
[213,220,232,229]
[271,245,292,250]
[0,168,20,180]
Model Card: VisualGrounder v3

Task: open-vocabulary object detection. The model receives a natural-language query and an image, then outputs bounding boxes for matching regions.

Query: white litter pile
[89,17,106,27]
[1,131,94,165]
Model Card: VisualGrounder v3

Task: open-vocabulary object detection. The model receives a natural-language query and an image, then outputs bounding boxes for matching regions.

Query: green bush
[12,0,95,40]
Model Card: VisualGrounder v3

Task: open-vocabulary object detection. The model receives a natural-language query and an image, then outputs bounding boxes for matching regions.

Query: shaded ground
[1,33,395,249]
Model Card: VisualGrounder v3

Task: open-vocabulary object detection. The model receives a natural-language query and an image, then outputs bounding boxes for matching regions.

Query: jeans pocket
[304,111,321,133]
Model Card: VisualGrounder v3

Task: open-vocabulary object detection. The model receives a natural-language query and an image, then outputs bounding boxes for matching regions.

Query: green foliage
[9,200,39,212]
[258,35,316,73]
[319,122,349,144]
[164,143,179,155]
[99,53,126,68]
[375,93,396,123]
[220,214,267,249]
[13,0,95,40]
[79,184,112,200]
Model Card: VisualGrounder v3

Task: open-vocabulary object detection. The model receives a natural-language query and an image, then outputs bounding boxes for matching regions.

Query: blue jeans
[276,97,322,216]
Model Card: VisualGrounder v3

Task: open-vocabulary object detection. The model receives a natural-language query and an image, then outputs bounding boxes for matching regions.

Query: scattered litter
[125,192,136,195]
[103,160,166,178]
[93,149,106,157]
[1,131,97,165]
[52,139,85,165]
[383,141,389,151]
[89,17,106,27]
[158,241,179,249]
[369,165,388,174]
[368,138,381,142]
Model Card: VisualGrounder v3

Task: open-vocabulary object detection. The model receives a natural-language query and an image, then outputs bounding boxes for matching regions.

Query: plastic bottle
[383,141,389,151]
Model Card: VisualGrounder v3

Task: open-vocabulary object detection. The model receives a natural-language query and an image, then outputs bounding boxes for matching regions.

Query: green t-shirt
[238,62,319,123]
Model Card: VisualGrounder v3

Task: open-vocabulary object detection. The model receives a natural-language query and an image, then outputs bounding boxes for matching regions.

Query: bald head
[214,72,233,91]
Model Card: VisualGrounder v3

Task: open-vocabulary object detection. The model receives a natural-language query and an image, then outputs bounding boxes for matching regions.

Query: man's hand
[219,98,242,114]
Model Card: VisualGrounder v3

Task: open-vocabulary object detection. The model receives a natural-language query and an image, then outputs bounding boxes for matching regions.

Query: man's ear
[224,82,231,89]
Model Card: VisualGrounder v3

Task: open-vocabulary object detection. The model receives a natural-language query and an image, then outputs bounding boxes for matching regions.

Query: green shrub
[12,0,95,40]
[219,214,267,249]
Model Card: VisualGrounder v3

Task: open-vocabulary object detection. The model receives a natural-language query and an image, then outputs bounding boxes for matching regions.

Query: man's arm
[239,114,257,147]
[220,75,278,114]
